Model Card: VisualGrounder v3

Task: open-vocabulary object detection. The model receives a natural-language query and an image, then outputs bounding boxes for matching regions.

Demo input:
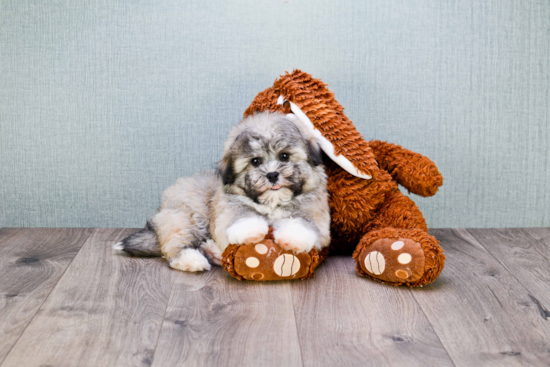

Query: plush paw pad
[232,239,312,281]
[358,238,425,283]
[363,251,385,275]
[273,253,301,277]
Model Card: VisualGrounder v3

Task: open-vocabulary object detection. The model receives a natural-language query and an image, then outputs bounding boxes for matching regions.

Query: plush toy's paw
[226,217,269,245]
[221,231,328,281]
[353,229,445,287]
[357,238,426,283]
[273,219,318,253]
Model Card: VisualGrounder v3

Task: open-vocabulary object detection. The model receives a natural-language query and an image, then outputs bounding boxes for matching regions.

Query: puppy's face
[219,112,323,208]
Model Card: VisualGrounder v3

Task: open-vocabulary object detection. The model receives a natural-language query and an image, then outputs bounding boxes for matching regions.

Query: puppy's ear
[307,138,323,166]
[218,153,235,185]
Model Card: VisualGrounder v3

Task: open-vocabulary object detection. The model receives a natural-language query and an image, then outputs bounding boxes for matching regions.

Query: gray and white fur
[114,112,331,272]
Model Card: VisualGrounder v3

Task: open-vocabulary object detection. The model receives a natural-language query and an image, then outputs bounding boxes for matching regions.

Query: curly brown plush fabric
[225,70,445,287]
[368,140,443,197]
[221,244,243,280]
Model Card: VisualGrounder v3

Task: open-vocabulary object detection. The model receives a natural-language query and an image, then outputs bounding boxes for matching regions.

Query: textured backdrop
[1,0,549,228]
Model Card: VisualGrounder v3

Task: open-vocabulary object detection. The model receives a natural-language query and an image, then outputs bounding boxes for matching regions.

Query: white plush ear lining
[278,96,372,180]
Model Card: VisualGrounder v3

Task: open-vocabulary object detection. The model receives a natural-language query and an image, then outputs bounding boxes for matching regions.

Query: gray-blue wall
[1,0,549,228]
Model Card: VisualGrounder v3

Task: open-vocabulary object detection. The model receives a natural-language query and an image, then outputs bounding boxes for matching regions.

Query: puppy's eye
[250,158,262,167]
[279,152,290,162]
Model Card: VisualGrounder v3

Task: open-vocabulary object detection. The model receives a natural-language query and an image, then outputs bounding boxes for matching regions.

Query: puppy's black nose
[266,172,279,183]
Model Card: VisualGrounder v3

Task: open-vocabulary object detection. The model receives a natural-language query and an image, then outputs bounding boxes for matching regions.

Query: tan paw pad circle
[255,243,268,254]
[364,251,385,275]
[251,273,264,280]
[359,238,425,283]
[245,257,260,268]
[391,241,404,250]
[274,254,301,277]
[395,269,410,279]
[397,253,412,264]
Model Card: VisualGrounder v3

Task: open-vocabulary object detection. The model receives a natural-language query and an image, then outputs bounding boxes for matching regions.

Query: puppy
[114,112,331,272]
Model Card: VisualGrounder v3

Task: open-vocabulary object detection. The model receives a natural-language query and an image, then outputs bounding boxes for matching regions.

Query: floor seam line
[289,282,306,367]
[148,266,176,367]
[409,287,458,367]
[465,228,550,310]
[0,228,95,367]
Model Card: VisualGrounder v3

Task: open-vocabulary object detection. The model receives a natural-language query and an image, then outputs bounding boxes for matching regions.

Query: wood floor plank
[4,227,549,367]
[467,228,550,308]
[290,256,454,367]
[152,267,303,367]
[1,228,173,367]
[0,228,93,365]
[412,229,550,367]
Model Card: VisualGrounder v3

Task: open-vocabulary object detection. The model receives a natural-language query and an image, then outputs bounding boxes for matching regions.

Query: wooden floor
[1,228,550,367]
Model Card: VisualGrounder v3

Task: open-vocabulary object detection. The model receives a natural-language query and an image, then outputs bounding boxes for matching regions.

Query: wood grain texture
[1,228,173,367]
[468,228,550,308]
[152,267,303,367]
[291,256,454,367]
[412,229,550,367]
[3,228,550,367]
[0,228,93,365]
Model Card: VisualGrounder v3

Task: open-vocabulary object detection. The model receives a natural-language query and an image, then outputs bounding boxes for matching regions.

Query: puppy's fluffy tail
[114,222,162,257]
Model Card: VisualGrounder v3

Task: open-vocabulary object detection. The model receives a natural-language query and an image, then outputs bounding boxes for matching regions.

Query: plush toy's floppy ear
[218,153,234,185]
[272,70,379,180]
[281,97,376,180]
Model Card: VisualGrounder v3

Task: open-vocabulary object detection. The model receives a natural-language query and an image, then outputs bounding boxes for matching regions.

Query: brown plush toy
[222,70,445,287]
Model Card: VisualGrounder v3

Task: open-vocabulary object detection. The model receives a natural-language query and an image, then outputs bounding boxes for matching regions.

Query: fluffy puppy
[115,112,330,272]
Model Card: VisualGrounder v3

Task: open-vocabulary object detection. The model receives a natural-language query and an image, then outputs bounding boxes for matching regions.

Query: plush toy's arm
[368,140,443,197]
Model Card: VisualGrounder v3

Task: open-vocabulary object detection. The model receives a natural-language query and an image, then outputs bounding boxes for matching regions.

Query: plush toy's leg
[222,231,329,281]
[353,190,445,287]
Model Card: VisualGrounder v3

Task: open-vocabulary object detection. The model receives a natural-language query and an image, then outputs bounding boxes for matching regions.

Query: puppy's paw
[170,248,211,272]
[201,239,222,266]
[113,242,124,251]
[226,217,269,245]
[273,219,318,254]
